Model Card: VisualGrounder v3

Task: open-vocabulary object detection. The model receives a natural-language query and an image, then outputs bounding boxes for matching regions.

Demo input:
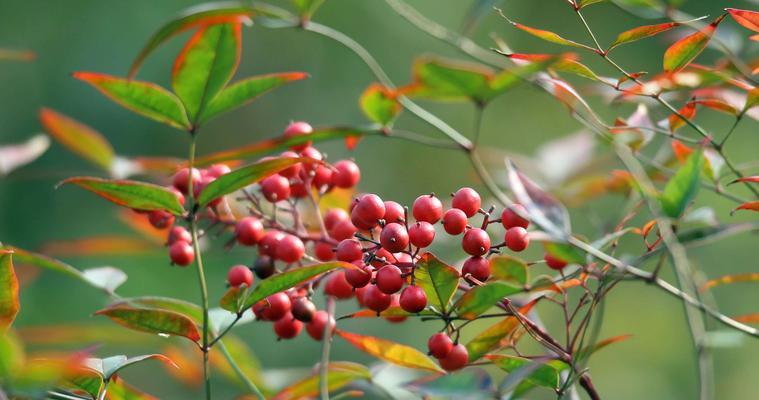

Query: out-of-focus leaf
[106,376,158,400]
[461,0,504,36]
[733,313,759,324]
[200,72,308,123]
[454,282,521,320]
[360,83,401,126]
[659,149,704,218]
[0,251,19,331]
[744,87,759,112]
[668,100,697,133]
[726,8,759,33]
[0,331,24,378]
[336,330,444,373]
[172,23,240,122]
[663,15,724,72]
[0,245,85,283]
[211,335,268,392]
[506,160,571,238]
[198,157,309,206]
[609,21,695,51]
[414,253,460,313]
[292,0,326,20]
[271,361,370,400]
[39,108,114,171]
[42,236,156,257]
[729,176,759,185]
[95,304,201,342]
[731,201,759,214]
[73,72,190,130]
[489,255,528,286]
[551,59,600,81]
[129,3,254,78]
[576,334,632,359]
[485,355,562,389]
[504,18,590,49]
[98,354,177,379]
[578,0,606,8]
[59,177,185,215]
[701,273,759,291]
[19,324,148,346]
[0,49,35,62]
[691,99,737,115]
[66,367,103,399]
[81,267,127,295]
[544,242,586,265]
[0,134,50,176]
[405,368,493,399]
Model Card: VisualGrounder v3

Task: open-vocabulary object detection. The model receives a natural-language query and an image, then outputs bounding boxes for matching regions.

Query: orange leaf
[668,100,697,133]
[691,99,738,115]
[726,8,759,33]
[671,140,694,164]
[41,236,156,257]
[577,334,633,358]
[732,313,759,324]
[731,201,759,215]
[701,272,759,291]
[39,108,115,171]
[336,330,444,373]
[663,15,724,72]
[728,176,759,185]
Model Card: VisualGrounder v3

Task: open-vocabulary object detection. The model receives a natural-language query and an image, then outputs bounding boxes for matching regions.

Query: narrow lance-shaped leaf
[465,300,537,361]
[729,176,759,185]
[0,251,19,331]
[271,361,370,400]
[503,17,591,49]
[39,108,115,171]
[73,72,190,130]
[95,304,201,342]
[59,177,185,215]
[663,15,725,72]
[336,330,444,373]
[544,242,586,265]
[414,253,460,313]
[173,23,241,122]
[576,334,632,359]
[731,201,759,215]
[726,8,759,33]
[101,354,177,379]
[454,282,521,320]
[485,355,562,390]
[659,148,704,218]
[668,99,697,133]
[608,19,706,51]
[404,369,493,399]
[691,99,737,116]
[701,272,759,291]
[360,83,401,126]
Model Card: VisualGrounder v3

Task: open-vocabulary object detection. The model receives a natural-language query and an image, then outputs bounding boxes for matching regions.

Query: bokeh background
[1,0,758,398]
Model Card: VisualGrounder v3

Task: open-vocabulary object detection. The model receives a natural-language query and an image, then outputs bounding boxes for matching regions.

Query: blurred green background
[1,0,758,398]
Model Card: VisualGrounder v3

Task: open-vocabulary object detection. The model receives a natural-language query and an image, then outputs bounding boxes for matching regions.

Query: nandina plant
[1,1,758,399]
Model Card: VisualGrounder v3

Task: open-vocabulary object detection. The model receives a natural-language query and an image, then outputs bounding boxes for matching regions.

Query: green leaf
[104,377,157,400]
[100,354,177,379]
[489,255,528,286]
[172,23,240,122]
[198,157,310,207]
[360,83,401,126]
[579,0,606,7]
[67,368,104,399]
[663,15,724,72]
[126,296,203,324]
[659,149,704,218]
[0,245,84,282]
[272,361,369,400]
[95,304,201,342]
[129,3,254,78]
[414,253,460,314]
[0,331,24,378]
[0,251,19,332]
[336,330,444,373]
[609,22,681,50]
[59,177,185,215]
[551,59,600,81]
[454,282,522,320]
[485,355,563,389]
[200,72,309,123]
[544,242,586,265]
[575,334,632,360]
[39,108,115,171]
[292,0,326,20]
[73,72,190,130]
[465,314,522,362]
[405,369,493,399]
[743,87,759,113]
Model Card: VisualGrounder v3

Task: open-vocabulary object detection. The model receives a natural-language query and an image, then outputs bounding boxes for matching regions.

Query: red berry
[253,256,276,279]
[314,241,335,261]
[306,310,335,341]
[194,175,223,208]
[439,344,469,371]
[275,234,305,263]
[258,230,285,257]
[278,151,302,178]
[312,165,334,189]
[261,175,291,203]
[502,204,529,229]
[235,217,264,246]
[345,262,373,288]
[428,333,454,359]
[462,228,490,256]
[363,284,392,312]
[148,210,174,229]
[451,187,481,217]
[299,147,323,173]
[324,208,349,231]
[227,265,254,288]
[408,221,436,248]
[505,227,529,252]
[273,313,302,339]
[167,226,192,245]
[371,248,394,268]
[172,168,201,194]
[544,253,568,270]
[330,219,358,241]
[169,240,194,266]
[441,208,468,235]
[412,194,443,223]
[380,223,409,253]
[383,201,405,223]
[289,179,309,198]
[375,264,403,294]
[332,160,361,188]
[169,187,186,206]
[351,194,385,229]
[284,121,313,151]
[256,292,291,321]
[399,285,427,313]
[291,297,317,322]
[336,239,363,262]
[324,270,354,299]
[462,256,490,282]
[206,163,231,178]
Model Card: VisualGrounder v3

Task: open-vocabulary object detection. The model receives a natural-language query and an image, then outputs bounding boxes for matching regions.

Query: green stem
[319,296,336,399]
[217,340,266,399]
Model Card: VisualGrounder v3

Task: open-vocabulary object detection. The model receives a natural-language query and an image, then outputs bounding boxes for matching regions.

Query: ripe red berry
[451,187,481,217]
[336,239,363,262]
[462,256,491,282]
[505,227,530,252]
[255,292,291,321]
[439,344,469,371]
[284,121,313,151]
[324,208,349,231]
[408,221,436,248]
[351,194,385,229]
[380,223,409,253]
[502,204,529,229]
[172,168,201,195]
[169,240,194,266]
[273,313,302,339]
[235,217,264,246]
[314,241,334,261]
[227,265,254,288]
[261,175,291,203]
[194,175,223,208]
[167,226,192,245]
[206,163,231,178]
[169,187,186,206]
[412,194,443,223]
[258,230,285,257]
[375,264,403,294]
[306,310,335,341]
[275,234,305,263]
[332,160,361,188]
[427,333,454,359]
[363,284,392,313]
[544,253,568,270]
[371,248,394,268]
[462,228,490,256]
[330,219,358,241]
[324,270,354,299]
[278,151,302,178]
[311,165,334,190]
[289,179,309,198]
[383,201,405,223]
[253,256,276,279]
[299,147,323,173]
[399,285,427,313]
[148,210,174,229]
[345,262,373,288]
[441,208,468,235]
[291,297,317,322]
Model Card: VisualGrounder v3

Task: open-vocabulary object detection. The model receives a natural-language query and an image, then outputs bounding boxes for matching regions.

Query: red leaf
[690,98,738,115]
[668,100,697,133]
[731,201,759,215]
[726,8,759,33]
[728,176,759,185]
[671,140,694,164]
[663,15,725,72]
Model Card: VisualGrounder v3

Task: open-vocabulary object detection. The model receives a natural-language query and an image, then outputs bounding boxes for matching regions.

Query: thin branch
[319,296,336,399]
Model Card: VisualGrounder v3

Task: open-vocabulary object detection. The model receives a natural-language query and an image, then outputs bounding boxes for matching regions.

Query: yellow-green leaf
[360,83,401,126]
[272,361,370,400]
[60,177,185,215]
[454,282,521,320]
[95,304,201,342]
[663,15,724,72]
[39,108,114,171]
[659,149,704,218]
[0,251,19,331]
[490,255,528,286]
[336,330,444,373]
[414,253,460,314]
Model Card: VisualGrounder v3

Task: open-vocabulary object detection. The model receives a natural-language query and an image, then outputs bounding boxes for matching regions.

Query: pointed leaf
[506,160,571,238]
[579,0,606,8]
[105,377,158,400]
[73,72,190,129]
[200,72,308,123]
[663,15,724,72]
[576,334,632,359]
[485,355,562,389]
[405,369,493,399]
[726,8,759,33]
[60,177,185,214]
[102,354,177,379]
[691,99,737,115]
[729,176,759,185]
[744,87,759,113]
[39,108,114,171]
[506,20,590,49]
[551,59,599,81]
[272,361,369,400]
[360,83,401,126]
[465,300,536,361]
[659,149,704,218]
[95,304,201,342]
[0,134,50,176]
[609,21,684,50]
[668,100,697,133]
[67,367,104,399]
[489,255,528,286]
[454,282,521,320]
[414,253,460,313]
[336,330,444,373]
[126,296,203,324]
[0,251,19,331]
[292,0,326,20]
[0,245,84,281]
[701,272,759,291]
